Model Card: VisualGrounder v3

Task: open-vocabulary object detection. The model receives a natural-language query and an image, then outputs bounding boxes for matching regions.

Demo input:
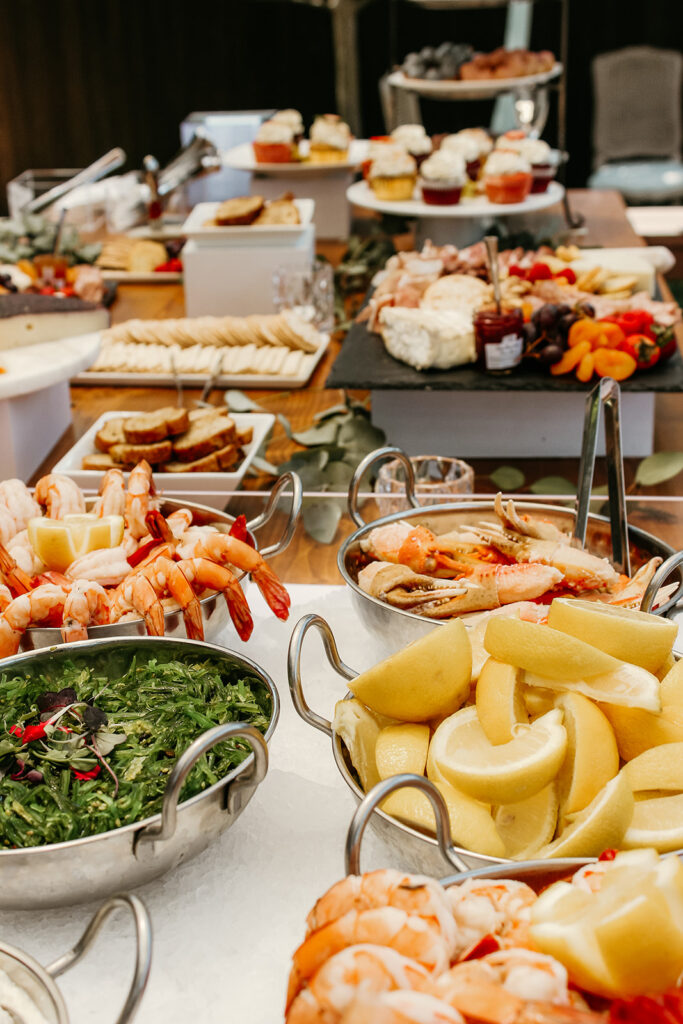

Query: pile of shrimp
[284,867,678,1023]
[0,462,290,657]
[356,493,672,622]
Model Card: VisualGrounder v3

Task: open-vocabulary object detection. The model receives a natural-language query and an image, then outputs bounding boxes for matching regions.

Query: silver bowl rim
[0,634,279,857]
[337,498,680,625]
[0,940,66,1021]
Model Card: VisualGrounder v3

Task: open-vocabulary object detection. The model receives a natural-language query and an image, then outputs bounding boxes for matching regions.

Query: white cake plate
[387,63,562,101]
[223,139,369,175]
[346,179,565,246]
[0,331,100,480]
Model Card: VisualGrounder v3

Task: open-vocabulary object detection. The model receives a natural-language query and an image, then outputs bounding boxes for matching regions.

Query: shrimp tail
[224,584,254,642]
[145,508,174,544]
[252,564,291,621]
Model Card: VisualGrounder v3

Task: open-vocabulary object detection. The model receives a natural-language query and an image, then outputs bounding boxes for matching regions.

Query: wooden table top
[31,188,683,583]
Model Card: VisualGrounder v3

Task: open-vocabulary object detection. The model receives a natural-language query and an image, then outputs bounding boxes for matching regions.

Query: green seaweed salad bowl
[0,636,279,909]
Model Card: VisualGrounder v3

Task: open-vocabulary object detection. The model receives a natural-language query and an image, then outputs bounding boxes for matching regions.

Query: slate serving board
[328,318,683,393]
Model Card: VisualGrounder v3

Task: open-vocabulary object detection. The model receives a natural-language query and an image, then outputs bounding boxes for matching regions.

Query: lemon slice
[601,703,683,761]
[433,706,567,804]
[375,724,430,780]
[525,661,661,713]
[554,692,619,821]
[547,598,678,674]
[622,792,683,852]
[624,743,683,792]
[349,618,471,722]
[495,783,558,859]
[661,659,683,705]
[333,699,388,793]
[475,658,528,744]
[28,514,124,573]
[536,771,634,859]
[484,617,619,681]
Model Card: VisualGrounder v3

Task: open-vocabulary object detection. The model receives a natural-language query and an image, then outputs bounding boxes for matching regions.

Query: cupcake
[271,108,305,144]
[495,133,558,193]
[362,137,397,179]
[440,133,484,180]
[390,124,433,167]
[369,149,418,200]
[309,114,351,163]
[482,150,533,204]
[452,127,493,158]
[252,120,297,163]
[419,149,466,205]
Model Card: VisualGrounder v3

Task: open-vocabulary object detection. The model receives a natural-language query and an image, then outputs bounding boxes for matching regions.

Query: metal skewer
[484,235,502,313]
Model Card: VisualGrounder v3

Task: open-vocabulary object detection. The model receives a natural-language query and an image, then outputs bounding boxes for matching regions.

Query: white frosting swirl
[256,120,294,144]
[272,109,304,133]
[452,128,493,157]
[484,150,532,176]
[370,149,417,178]
[420,149,466,184]
[441,134,481,163]
[311,115,351,150]
[496,133,553,165]
[391,124,433,156]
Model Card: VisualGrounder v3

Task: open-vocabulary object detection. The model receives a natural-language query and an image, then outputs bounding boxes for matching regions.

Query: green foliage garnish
[0,649,272,848]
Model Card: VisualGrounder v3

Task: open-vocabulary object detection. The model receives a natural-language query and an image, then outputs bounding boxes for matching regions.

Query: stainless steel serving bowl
[0,636,279,909]
[338,448,682,658]
[21,471,301,651]
[0,894,152,1023]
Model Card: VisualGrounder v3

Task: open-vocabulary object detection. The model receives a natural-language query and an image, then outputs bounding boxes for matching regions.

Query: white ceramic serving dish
[181,199,315,242]
[52,410,275,508]
[222,139,368,174]
[346,179,564,218]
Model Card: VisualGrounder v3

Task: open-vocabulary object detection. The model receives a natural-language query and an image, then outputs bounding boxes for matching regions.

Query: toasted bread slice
[254,199,300,226]
[95,417,128,453]
[172,414,237,463]
[82,452,119,471]
[214,195,265,226]
[235,426,254,446]
[108,440,173,466]
[123,407,190,444]
[162,443,244,473]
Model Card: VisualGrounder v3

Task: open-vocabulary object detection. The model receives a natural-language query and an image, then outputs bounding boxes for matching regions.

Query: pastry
[0,293,109,350]
[482,150,533,204]
[271,108,305,143]
[419,150,466,205]
[308,114,351,163]
[441,133,485,180]
[369,149,417,201]
[390,124,432,167]
[253,120,297,163]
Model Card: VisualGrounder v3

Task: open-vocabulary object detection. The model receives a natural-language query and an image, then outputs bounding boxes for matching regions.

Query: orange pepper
[521,301,534,322]
[597,321,626,348]
[593,347,637,381]
[568,320,603,348]
[550,340,592,375]
[576,351,595,382]
[15,259,38,281]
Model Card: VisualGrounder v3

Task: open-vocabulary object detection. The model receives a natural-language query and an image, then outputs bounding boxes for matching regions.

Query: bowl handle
[288,613,357,735]
[247,471,303,558]
[348,446,420,527]
[46,893,152,1024]
[640,550,683,615]
[135,724,268,852]
[345,774,470,876]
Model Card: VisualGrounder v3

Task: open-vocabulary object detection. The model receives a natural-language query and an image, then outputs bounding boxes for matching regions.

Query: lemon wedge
[484,617,619,681]
[28,514,124,573]
[525,661,661,713]
[624,743,683,793]
[622,792,683,852]
[536,771,633,859]
[375,724,430,780]
[333,699,391,793]
[432,706,567,804]
[547,598,677,674]
[554,692,619,821]
[495,783,559,859]
[475,658,528,744]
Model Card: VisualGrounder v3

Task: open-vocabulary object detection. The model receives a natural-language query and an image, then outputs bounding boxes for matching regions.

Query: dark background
[1,0,681,212]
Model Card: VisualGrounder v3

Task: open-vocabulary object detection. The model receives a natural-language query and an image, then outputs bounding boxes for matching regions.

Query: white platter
[0,331,101,400]
[223,139,369,174]
[347,178,564,218]
[72,331,331,390]
[387,63,562,100]
[181,198,315,241]
[53,410,275,507]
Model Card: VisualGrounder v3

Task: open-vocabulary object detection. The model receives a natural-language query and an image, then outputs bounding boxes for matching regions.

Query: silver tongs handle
[574,377,630,576]
[23,147,126,215]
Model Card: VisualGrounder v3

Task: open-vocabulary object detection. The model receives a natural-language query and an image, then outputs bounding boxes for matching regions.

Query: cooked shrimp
[0,584,68,658]
[125,460,155,540]
[7,530,44,576]
[175,557,253,641]
[306,871,457,956]
[134,555,203,641]
[288,908,453,1008]
[339,991,465,1024]
[176,531,290,621]
[0,503,18,545]
[446,880,537,960]
[166,508,193,538]
[34,474,86,519]
[93,468,126,518]
[286,945,432,1023]
[61,580,111,642]
[0,583,12,611]
[0,542,34,594]
[66,546,132,587]
[109,573,164,635]
[0,479,41,533]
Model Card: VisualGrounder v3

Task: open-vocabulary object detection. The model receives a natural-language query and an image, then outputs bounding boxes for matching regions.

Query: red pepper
[73,765,101,781]
[600,310,655,337]
[554,267,577,284]
[526,262,553,282]
[21,723,47,744]
[508,264,526,278]
[598,848,618,861]
[620,334,660,371]
[610,989,683,1023]
[154,258,183,273]
[9,724,23,737]
[652,323,677,362]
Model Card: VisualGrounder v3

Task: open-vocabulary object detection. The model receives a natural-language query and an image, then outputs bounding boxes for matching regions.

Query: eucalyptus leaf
[313,403,349,422]
[248,455,279,475]
[319,461,355,488]
[635,452,683,487]
[225,390,265,413]
[337,416,386,454]
[302,500,342,544]
[292,419,342,446]
[529,476,575,495]
[276,413,293,439]
[489,466,525,491]
[278,448,330,474]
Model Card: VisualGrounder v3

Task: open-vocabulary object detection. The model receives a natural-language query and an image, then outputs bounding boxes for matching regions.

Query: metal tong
[23,147,126,215]
[573,377,630,576]
[156,130,221,198]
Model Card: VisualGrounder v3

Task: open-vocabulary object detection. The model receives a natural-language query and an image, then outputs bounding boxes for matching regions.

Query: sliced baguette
[172,414,236,463]
[162,444,244,473]
[95,417,127,453]
[123,406,190,444]
[82,452,119,471]
[108,440,173,466]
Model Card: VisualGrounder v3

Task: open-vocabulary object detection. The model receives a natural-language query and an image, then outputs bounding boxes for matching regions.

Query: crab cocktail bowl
[0,636,279,909]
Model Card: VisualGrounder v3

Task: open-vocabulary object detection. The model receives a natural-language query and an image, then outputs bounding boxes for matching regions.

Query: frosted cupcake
[363,140,404,180]
[495,132,558,193]
[390,124,433,167]
[271,108,305,144]
[441,133,484,180]
[483,150,532,204]
[252,120,296,163]
[419,149,466,205]
[453,127,493,158]
[309,114,351,163]
[369,149,418,200]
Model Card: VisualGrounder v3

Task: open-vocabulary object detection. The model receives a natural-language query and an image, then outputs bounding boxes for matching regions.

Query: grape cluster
[401,43,474,81]
[523,301,595,365]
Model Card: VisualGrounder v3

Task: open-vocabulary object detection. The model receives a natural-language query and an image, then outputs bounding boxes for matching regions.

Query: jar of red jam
[474,308,524,373]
